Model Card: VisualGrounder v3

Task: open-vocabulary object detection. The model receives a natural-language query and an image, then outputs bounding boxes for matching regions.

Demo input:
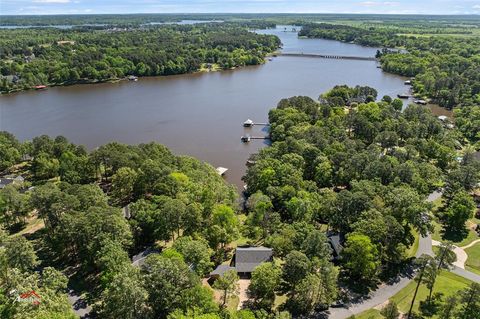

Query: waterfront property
[0,26,409,189]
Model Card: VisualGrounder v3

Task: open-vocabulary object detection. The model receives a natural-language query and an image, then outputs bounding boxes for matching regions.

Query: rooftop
[209,246,273,276]
[234,246,273,273]
[210,264,235,276]
[216,167,228,176]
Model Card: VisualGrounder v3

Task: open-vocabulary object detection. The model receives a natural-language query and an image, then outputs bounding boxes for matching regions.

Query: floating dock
[241,135,270,143]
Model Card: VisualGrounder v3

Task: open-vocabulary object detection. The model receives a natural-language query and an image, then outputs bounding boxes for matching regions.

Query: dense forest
[1,85,479,318]
[2,13,480,28]
[1,13,480,319]
[299,23,480,112]
[0,24,280,93]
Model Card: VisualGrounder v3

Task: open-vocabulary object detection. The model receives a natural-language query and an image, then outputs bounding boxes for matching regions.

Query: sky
[1,0,480,15]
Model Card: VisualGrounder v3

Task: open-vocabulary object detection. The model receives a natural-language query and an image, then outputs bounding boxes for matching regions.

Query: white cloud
[359,1,399,6]
[473,4,480,9]
[32,0,71,3]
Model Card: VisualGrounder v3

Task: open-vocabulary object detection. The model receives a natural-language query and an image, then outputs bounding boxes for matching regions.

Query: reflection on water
[0,26,413,188]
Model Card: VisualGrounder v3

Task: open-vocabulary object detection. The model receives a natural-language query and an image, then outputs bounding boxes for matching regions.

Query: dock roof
[216,167,228,176]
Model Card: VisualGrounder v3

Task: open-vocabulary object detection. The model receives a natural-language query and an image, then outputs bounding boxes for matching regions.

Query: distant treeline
[299,23,480,112]
[0,24,280,93]
[2,13,480,27]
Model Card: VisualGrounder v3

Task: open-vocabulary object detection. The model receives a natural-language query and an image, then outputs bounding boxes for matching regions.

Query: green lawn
[356,308,383,319]
[227,295,240,311]
[273,294,287,310]
[358,271,473,319]
[431,219,479,247]
[465,242,480,275]
[391,271,472,315]
[406,229,420,258]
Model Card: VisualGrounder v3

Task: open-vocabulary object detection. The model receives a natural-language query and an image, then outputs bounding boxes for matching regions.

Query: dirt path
[237,279,250,310]
[460,238,480,250]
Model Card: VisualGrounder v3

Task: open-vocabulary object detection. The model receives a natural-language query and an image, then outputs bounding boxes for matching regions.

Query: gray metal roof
[328,235,343,257]
[0,179,14,188]
[210,265,235,276]
[234,246,273,273]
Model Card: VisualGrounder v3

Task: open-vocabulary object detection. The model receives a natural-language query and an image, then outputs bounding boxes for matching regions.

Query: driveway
[237,279,251,310]
[327,189,479,319]
[67,288,92,319]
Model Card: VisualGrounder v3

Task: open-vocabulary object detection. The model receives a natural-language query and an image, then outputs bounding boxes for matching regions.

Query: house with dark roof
[328,233,344,261]
[210,246,273,278]
[473,151,480,162]
[0,176,24,189]
[0,178,14,189]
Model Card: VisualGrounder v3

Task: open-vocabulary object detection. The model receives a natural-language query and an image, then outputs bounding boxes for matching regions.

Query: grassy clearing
[16,215,44,236]
[431,219,479,247]
[406,229,420,258]
[199,63,221,72]
[273,294,287,310]
[356,308,383,319]
[227,295,240,311]
[390,271,472,315]
[464,242,480,275]
[357,271,471,319]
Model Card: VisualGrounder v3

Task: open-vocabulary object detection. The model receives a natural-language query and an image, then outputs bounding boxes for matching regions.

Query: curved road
[328,190,479,319]
[68,190,478,319]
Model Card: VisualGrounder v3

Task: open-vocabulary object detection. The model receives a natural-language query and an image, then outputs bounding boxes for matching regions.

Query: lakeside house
[0,175,24,189]
[210,246,273,278]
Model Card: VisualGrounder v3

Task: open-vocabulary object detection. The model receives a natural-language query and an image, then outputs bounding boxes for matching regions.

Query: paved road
[328,274,413,319]
[328,239,432,318]
[67,288,92,319]
[328,189,479,319]
[452,266,480,283]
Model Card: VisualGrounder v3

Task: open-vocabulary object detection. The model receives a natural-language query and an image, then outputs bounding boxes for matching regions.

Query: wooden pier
[241,135,270,143]
[243,119,269,127]
[278,53,377,61]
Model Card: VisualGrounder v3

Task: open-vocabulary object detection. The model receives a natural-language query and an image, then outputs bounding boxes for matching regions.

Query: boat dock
[243,119,269,127]
[279,52,377,61]
[216,167,228,176]
[241,135,270,143]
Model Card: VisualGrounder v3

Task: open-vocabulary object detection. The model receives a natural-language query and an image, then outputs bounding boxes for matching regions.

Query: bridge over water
[278,52,377,61]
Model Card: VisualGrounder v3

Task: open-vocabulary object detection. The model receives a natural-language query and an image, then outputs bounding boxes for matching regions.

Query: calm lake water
[0,26,412,188]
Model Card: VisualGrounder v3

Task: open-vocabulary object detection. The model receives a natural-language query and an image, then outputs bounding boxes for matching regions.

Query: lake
[0,26,411,188]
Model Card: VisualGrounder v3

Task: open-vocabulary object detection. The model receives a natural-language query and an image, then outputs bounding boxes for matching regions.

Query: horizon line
[1,12,480,16]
